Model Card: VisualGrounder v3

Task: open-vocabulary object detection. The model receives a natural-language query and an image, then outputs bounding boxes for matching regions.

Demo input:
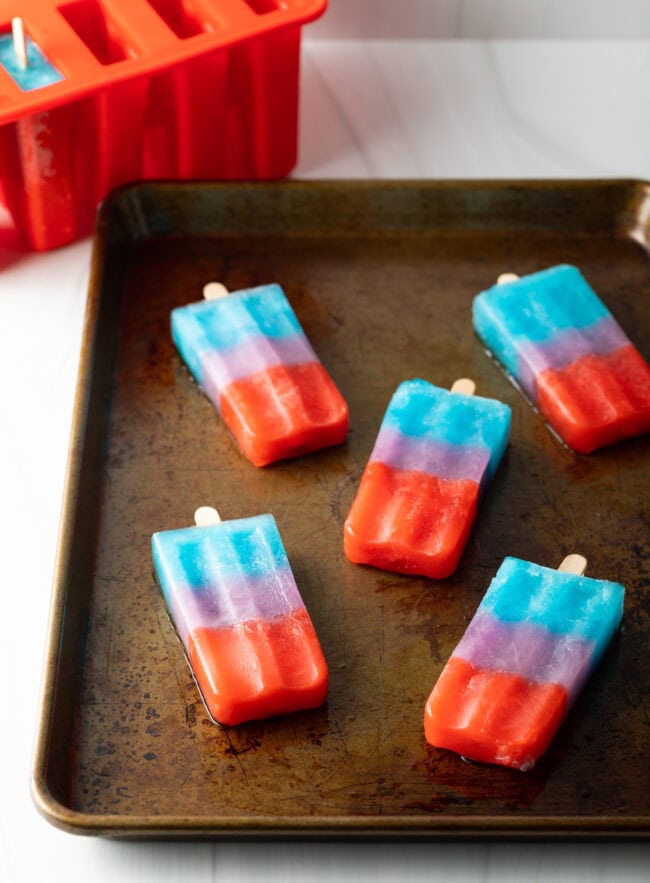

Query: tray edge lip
[95,175,650,196]
[31,175,650,840]
[27,775,650,840]
[30,188,116,835]
[93,176,650,252]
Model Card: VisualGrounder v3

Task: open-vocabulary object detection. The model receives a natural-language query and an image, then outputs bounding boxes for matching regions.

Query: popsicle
[424,554,625,771]
[0,18,63,91]
[473,264,650,453]
[152,507,328,726]
[171,283,349,466]
[343,378,511,579]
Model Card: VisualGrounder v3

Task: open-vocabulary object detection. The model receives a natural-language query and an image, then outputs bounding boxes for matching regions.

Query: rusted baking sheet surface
[33,180,650,838]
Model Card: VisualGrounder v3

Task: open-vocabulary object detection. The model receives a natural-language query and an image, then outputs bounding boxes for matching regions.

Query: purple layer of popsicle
[515,316,629,400]
[164,567,305,645]
[370,427,490,483]
[200,333,317,405]
[452,610,595,704]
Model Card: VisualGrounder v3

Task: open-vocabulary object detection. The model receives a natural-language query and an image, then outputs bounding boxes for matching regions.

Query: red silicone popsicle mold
[0,0,326,250]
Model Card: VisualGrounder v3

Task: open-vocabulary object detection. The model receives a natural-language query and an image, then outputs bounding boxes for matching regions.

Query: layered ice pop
[171,283,349,466]
[0,20,63,91]
[473,264,650,453]
[152,508,328,726]
[343,379,511,579]
[424,555,625,771]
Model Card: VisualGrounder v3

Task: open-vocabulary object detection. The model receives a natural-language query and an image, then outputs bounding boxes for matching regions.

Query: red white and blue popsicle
[152,507,328,726]
[424,554,625,770]
[0,18,63,90]
[343,378,511,579]
[473,264,650,453]
[171,282,349,466]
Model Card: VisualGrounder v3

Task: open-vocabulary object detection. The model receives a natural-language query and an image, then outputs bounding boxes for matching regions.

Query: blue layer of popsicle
[0,33,63,91]
[153,514,287,588]
[170,284,304,383]
[377,379,511,479]
[472,264,626,385]
[479,557,625,660]
[152,514,306,642]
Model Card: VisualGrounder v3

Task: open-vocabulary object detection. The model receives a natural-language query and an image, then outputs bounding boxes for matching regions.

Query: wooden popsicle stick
[194,506,222,526]
[450,377,476,396]
[12,17,28,69]
[558,553,587,576]
[497,273,520,285]
[203,282,229,301]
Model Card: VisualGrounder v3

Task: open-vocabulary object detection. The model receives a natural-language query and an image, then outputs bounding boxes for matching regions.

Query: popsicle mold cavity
[473,264,650,453]
[343,379,511,579]
[152,513,328,726]
[0,32,63,91]
[424,556,625,770]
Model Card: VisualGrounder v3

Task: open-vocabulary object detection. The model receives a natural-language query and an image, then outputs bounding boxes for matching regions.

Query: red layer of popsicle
[187,610,328,727]
[536,345,650,453]
[219,362,349,467]
[424,656,568,770]
[344,461,479,579]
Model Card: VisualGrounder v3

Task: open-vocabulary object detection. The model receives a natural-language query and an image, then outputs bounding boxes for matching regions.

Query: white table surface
[1,39,649,882]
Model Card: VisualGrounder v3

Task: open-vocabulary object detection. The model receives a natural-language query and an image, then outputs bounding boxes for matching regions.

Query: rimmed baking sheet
[32,180,650,838]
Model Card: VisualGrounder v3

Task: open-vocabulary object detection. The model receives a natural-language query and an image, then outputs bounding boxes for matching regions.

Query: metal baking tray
[32,180,650,838]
